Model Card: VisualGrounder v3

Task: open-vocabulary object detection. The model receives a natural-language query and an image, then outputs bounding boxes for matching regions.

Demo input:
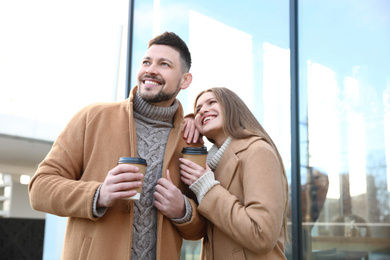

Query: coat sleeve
[173,198,207,240]
[28,106,101,221]
[198,143,287,253]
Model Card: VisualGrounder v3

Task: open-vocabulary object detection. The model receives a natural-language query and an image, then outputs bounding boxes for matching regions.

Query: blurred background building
[0,0,389,259]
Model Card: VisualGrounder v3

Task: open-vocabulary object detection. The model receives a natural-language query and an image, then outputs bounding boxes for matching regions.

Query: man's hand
[154,170,186,219]
[97,164,143,208]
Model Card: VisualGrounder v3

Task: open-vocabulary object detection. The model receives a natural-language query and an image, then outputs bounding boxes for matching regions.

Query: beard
[139,84,180,104]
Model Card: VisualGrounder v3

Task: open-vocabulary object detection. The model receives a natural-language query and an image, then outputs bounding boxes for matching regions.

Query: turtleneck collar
[207,136,232,171]
[133,91,179,124]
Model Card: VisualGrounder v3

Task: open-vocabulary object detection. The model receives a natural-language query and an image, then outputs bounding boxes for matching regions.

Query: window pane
[132,0,290,258]
[0,0,129,141]
[299,1,390,259]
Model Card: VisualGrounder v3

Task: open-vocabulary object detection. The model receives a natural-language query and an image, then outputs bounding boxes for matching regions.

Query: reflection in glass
[133,0,290,258]
[300,1,390,259]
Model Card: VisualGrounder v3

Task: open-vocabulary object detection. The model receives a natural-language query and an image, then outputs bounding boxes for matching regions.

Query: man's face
[137,44,191,107]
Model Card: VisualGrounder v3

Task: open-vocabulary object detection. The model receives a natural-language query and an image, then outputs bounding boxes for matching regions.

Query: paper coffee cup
[117,157,147,200]
[181,147,208,169]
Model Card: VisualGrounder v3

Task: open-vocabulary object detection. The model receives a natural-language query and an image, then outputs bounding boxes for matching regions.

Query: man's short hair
[148,32,192,72]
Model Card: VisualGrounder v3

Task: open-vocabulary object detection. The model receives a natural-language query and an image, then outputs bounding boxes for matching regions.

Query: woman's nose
[199,105,209,114]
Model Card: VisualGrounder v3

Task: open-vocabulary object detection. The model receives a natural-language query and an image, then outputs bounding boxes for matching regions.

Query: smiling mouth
[203,116,216,125]
[144,80,161,86]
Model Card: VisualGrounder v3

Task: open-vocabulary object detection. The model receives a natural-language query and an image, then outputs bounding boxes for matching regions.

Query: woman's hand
[179,158,210,186]
[183,115,204,144]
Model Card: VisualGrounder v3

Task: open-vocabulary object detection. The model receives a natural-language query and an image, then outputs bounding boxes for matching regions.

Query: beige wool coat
[28,86,206,260]
[198,136,288,259]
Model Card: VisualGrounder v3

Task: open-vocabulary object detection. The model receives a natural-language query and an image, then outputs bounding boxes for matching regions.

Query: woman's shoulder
[230,135,273,153]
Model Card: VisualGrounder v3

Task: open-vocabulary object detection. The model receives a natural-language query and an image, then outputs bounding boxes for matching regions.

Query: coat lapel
[214,147,239,190]
[128,87,138,158]
[213,136,262,190]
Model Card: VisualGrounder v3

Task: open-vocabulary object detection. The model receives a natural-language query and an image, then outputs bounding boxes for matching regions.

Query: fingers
[191,129,200,144]
[186,123,196,144]
[180,171,196,186]
[154,180,185,219]
[179,158,208,185]
[111,164,142,176]
[179,158,204,171]
[182,117,194,138]
[183,116,201,144]
[97,165,144,207]
[182,120,189,136]
[157,176,175,191]
[166,169,172,183]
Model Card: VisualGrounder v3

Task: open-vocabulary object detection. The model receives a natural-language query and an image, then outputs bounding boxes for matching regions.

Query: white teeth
[145,80,159,85]
[203,116,214,124]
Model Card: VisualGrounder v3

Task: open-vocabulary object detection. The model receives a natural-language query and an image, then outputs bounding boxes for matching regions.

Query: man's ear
[180,73,192,90]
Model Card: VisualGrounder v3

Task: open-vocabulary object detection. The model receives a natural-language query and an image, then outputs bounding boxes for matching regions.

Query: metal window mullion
[290,0,303,259]
[125,0,135,99]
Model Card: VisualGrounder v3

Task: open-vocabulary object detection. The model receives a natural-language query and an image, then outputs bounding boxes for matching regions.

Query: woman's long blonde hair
[194,87,289,243]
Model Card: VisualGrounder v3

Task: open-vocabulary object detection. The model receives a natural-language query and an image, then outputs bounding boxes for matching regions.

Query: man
[29,32,205,260]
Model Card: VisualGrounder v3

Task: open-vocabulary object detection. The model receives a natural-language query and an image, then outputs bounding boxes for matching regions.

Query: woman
[180,87,289,259]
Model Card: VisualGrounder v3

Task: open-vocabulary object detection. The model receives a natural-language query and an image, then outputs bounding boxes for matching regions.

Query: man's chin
[138,85,179,104]
[139,87,158,97]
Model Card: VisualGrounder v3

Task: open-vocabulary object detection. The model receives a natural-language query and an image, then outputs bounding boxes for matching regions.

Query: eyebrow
[143,56,174,65]
[195,97,214,111]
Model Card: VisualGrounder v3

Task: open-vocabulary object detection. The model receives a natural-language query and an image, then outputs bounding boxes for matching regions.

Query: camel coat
[198,136,287,259]
[28,86,205,260]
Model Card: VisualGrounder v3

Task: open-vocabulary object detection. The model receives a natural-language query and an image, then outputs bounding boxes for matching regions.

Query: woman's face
[194,92,228,147]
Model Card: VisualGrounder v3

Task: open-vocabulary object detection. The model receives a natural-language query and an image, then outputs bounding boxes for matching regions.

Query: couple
[29,32,288,260]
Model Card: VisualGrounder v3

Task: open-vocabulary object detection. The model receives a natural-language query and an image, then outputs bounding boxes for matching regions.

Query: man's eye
[161,63,169,67]
[142,61,150,65]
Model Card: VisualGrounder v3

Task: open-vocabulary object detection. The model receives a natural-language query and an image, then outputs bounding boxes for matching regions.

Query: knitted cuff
[92,184,108,218]
[189,171,220,204]
[172,195,193,224]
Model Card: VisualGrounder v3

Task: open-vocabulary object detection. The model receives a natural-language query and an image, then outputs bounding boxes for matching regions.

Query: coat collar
[127,86,184,127]
[214,135,263,190]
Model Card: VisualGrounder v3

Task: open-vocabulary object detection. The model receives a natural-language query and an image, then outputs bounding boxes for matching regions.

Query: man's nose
[145,63,157,75]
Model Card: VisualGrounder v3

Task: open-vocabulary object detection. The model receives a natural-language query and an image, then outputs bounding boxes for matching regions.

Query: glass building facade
[0,0,389,259]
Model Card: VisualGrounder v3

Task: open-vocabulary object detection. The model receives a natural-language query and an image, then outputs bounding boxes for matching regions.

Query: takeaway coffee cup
[117,157,147,200]
[181,147,208,169]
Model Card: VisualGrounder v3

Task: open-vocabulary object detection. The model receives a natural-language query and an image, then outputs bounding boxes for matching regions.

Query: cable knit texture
[190,137,232,203]
[207,136,232,171]
[131,92,178,260]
